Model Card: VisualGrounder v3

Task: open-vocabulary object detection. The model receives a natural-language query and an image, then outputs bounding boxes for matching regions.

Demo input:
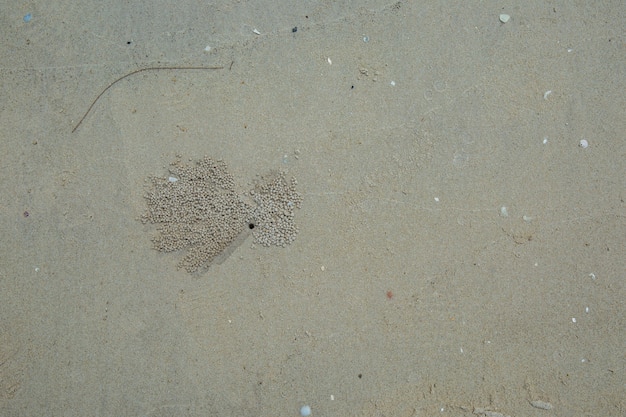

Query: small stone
[499,14,510,23]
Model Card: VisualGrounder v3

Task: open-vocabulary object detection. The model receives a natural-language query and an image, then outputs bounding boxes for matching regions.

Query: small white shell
[530,400,553,410]
[499,14,510,23]
[579,139,589,148]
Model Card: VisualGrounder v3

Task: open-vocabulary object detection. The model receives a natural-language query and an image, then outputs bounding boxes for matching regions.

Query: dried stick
[72,66,224,133]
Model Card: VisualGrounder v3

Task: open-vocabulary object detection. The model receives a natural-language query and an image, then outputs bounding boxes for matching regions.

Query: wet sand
[1,1,624,415]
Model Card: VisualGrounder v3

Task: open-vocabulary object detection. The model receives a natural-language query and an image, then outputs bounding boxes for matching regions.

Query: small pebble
[23,13,32,23]
[300,405,311,416]
[579,139,589,148]
[363,35,369,43]
[499,14,510,23]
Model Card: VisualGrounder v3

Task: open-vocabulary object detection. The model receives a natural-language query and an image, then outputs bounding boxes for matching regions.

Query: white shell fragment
[543,90,552,100]
[499,14,510,23]
[252,28,261,35]
[499,206,508,217]
[579,139,589,148]
[300,405,311,416]
[530,400,553,410]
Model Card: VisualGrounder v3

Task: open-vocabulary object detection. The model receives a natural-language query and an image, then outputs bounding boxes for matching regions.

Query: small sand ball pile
[142,157,302,273]
[142,157,254,273]
[249,172,303,247]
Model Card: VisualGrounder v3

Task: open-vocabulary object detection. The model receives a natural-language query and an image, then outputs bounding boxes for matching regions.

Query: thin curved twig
[72,66,224,133]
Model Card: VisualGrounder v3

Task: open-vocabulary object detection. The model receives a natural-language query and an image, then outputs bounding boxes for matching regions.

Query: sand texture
[1,1,624,415]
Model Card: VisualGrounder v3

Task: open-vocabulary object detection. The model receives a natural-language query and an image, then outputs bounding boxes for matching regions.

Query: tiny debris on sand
[530,400,553,410]
[142,156,301,273]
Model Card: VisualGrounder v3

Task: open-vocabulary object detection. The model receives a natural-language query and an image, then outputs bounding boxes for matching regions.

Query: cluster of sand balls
[142,156,301,273]
[249,171,303,247]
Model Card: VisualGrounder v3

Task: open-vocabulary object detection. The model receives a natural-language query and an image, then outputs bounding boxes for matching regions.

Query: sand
[1,1,624,416]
